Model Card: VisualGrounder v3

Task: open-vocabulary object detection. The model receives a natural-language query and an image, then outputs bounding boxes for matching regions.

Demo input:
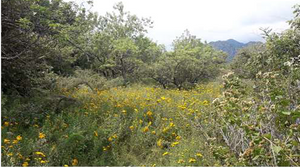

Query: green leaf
[281,111,291,115]
[272,145,282,154]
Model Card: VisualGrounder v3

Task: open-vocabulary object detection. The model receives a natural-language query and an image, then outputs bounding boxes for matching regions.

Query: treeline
[2,0,226,96]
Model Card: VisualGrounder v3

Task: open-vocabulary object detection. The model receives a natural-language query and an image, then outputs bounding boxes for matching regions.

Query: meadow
[2,83,227,166]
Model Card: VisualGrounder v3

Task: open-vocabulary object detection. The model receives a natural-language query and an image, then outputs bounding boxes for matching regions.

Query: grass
[2,83,225,166]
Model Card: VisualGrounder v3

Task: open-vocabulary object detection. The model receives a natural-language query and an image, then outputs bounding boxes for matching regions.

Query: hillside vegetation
[1,0,300,166]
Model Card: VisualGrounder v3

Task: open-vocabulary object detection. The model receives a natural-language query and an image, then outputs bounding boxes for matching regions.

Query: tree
[150,30,226,89]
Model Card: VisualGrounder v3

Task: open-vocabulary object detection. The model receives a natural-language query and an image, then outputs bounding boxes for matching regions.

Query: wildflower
[40,160,46,164]
[112,134,117,138]
[13,140,18,144]
[72,158,78,166]
[108,137,113,142]
[196,153,203,157]
[16,135,22,141]
[163,127,169,133]
[17,153,23,159]
[162,152,170,156]
[22,162,29,167]
[4,139,10,144]
[189,158,196,163]
[169,122,175,127]
[134,109,139,112]
[146,111,153,117]
[35,152,46,157]
[25,158,30,161]
[161,96,166,100]
[4,122,9,127]
[64,165,69,167]
[202,100,209,105]
[171,141,179,147]
[121,110,127,114]
[34,124,39,128]
[178,159,185,164]
[139,119,143,124]
[157,139,163,148]
[7,153,13,156]
[129,126,134,131]
[143,126,149,133]
[151,130,156,135]
[39,133,46,139]
[94,131,98,137]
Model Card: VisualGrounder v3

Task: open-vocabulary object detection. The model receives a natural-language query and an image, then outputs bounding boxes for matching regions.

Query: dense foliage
[1,0,299,166]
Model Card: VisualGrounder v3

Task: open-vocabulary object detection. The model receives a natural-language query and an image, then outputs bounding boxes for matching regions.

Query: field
[2,83,227,166]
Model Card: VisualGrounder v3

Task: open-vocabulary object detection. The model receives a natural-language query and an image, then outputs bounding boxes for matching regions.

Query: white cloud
[66,0,299,46]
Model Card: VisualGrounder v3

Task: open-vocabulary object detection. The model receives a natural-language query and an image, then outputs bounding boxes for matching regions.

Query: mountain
[209,39,262,61]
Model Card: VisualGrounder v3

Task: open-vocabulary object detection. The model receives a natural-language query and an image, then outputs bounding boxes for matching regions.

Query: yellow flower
[176,136,181,140]
[134,109,139,112]
[121,110,127,114]
[139,119,143,124]
[22,162,29,167]
[94,131,98,137]
[108,137,113,142]
[143,126,149,133]
[13,140,18,144]
[4,121,9,127]
[151,130,156,135]
[129,126,134,131]
[162,127,169,133]
[40,160,46,164]
[4,139,10,144]
[178,159,185,164]
[171,141,179,147]
[157,139,163,148]
[16,135,22,141]
[189,158,196,163]
[39,132,46,139]
[72,158,78,166]
[196,153,203,157]
[162,152,169,156]
[112,134,117,138]
[202,100,209,105]
[7,152,13,156]
[64,165,69,167]
[35,152,46,157]
[146,111,153,117]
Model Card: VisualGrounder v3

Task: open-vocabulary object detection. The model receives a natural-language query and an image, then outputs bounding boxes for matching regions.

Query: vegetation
[1,0,299,166]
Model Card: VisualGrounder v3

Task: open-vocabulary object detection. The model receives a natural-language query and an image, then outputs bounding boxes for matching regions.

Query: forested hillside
[1,0,299,166]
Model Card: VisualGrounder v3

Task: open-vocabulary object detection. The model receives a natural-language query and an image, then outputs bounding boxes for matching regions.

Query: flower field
[2,83,224,166]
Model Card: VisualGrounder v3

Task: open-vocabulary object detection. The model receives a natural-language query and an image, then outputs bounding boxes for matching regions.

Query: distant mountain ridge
[209,39,262,61]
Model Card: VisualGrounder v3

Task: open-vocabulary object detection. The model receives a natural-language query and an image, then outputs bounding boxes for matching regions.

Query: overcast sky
[68,0,298,48]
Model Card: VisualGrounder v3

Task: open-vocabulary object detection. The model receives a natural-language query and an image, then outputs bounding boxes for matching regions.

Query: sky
[67,0,298,49]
